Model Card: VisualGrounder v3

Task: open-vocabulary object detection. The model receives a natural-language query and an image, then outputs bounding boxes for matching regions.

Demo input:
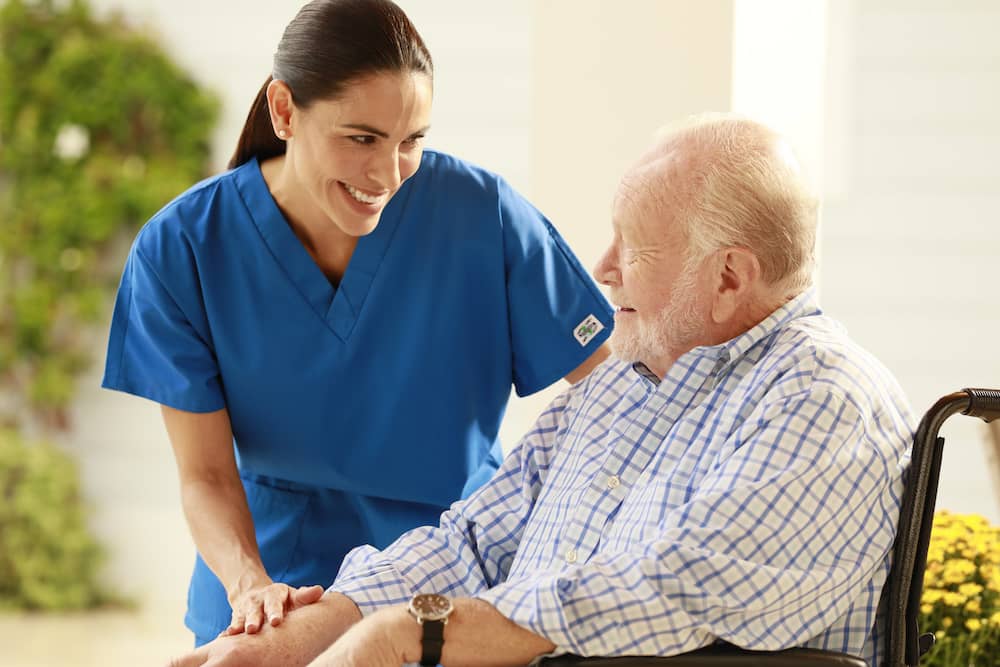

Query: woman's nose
[367,148,401,191]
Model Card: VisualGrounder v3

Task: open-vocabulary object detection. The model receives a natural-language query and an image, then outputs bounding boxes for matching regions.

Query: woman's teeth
[343,182,382,205]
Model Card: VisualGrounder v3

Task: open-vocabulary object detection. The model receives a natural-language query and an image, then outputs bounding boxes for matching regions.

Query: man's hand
[307,606,417,667]
[166,591,364,667]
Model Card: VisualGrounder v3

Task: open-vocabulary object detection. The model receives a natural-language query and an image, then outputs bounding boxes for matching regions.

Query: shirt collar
[712,287,822,366]
[629,287,822,385]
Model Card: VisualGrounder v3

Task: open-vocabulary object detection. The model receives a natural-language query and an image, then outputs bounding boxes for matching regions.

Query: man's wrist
[378,605,424,665]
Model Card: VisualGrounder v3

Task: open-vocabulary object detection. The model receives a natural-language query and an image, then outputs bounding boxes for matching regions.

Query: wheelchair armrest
[540,645,868,667]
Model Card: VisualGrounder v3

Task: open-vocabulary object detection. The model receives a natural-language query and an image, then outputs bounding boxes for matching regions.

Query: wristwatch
[407,593,454,666]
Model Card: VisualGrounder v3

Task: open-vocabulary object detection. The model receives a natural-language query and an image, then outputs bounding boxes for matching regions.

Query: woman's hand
[222,582,326,636]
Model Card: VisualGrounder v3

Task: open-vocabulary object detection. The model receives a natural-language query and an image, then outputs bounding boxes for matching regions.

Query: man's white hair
[654,113,819,293]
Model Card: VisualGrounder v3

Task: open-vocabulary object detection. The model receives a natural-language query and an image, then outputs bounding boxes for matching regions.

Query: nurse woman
[102,0,612,646]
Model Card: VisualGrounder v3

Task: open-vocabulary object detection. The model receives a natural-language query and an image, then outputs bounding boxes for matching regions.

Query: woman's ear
[710,247,761,324]
[266,80,296,139]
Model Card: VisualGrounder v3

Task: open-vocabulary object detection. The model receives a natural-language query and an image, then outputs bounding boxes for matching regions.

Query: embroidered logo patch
[573,315,605,346]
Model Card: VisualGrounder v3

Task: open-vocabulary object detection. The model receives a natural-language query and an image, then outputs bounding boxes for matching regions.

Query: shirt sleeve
[498,178,614,396]
[328,387,576,615]
[102,233,225,413]
[474,388,906,657]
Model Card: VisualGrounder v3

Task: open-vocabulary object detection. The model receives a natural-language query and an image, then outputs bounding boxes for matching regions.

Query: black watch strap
[419,618,445,666]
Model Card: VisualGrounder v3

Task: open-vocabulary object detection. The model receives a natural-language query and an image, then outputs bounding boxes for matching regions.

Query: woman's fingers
[224,608,246,636]
[220,583,324,637]
[264,589,285,626]
[244,605,264,634]
[290,584,325,608]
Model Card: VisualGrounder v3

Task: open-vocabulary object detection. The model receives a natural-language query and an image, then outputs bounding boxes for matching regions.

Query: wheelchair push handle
[963,388,1000,423]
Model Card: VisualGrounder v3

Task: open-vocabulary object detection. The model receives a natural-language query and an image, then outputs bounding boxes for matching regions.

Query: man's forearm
[439,598,557,666]
[279,592,364,660]
[312,597,556,667]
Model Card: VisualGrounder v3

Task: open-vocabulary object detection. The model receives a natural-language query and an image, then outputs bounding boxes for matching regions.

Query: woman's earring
[278,129,288,139]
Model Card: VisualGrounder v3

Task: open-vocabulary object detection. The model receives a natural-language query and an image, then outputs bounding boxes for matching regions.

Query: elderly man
[174,114,913,667]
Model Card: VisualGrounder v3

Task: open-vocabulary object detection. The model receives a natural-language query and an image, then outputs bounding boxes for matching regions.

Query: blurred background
[1,0,997,664]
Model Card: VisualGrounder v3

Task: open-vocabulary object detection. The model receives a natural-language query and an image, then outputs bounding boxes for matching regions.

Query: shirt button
[607,475,621,490]
[564,549,578,564]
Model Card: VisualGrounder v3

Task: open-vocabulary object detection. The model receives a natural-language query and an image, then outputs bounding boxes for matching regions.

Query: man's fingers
[166,646,208,667]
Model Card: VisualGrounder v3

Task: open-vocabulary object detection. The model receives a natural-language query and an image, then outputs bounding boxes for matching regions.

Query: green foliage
[0,0,218,610]
[0,429,108,609]
[0,0,219,427]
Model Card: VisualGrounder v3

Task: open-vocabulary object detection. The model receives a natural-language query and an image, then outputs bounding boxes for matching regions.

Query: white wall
[818,0,1000,521]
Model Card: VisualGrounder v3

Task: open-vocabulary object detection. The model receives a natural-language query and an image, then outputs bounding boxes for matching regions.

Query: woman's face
[285,70,433,237]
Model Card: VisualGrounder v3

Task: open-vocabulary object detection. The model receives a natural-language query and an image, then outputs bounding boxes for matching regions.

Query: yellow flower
[965,599,981,614]
[942,617,953,629]
[922,588,947,604]
[965,618,982,631]
[942,592,966,607]
[958,582,983,597]
[921,604,933,615]
[990,611,1000,628]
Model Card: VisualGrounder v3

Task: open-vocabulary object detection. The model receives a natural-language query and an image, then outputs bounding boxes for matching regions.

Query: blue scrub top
[102,150,613,640]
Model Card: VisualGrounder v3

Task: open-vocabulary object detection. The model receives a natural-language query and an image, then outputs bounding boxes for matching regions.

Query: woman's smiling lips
[339,181,389,209]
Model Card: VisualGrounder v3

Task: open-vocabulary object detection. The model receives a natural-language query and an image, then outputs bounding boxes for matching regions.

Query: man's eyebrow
[340,123,431,138]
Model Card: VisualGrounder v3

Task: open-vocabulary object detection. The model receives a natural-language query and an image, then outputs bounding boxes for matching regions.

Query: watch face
[408,593,453,622]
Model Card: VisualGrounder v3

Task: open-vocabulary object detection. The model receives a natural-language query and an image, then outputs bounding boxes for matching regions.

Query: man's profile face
[593,156,710,376]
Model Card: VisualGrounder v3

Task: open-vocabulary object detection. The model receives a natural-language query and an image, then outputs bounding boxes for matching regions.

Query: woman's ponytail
[228,76,287,170]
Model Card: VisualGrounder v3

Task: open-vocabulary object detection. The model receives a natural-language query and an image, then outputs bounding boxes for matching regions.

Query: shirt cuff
[473,571,625,657]
[327,545,413,617]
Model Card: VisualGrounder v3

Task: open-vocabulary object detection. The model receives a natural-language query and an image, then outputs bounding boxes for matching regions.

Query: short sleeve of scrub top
[495,176,612,396]
[104,218,225,414]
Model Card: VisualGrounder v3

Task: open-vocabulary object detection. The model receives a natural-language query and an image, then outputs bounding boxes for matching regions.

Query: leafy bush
[919,511,1000,666]
[0,429,108,609]
[0,0,218,610]
[0,0,218,429]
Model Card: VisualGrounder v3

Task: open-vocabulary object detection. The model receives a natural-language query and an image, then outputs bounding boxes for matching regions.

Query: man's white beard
[610,264,704,369]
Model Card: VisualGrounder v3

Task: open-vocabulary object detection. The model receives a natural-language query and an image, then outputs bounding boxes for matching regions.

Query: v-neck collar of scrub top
[234,158,408,342]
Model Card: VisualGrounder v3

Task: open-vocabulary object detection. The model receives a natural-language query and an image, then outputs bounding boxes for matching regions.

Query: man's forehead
[614,145,689,219]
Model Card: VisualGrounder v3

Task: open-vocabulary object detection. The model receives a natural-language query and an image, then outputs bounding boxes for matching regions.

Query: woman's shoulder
[412,149,533,208]
[129,162,257,278]
[134,162,252,255]
[414,149,504,192]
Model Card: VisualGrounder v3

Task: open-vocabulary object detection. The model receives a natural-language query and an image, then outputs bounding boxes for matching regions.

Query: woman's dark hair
[228,0,433,169]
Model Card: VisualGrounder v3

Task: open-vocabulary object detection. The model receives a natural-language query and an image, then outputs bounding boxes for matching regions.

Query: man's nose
[593,247,620,286]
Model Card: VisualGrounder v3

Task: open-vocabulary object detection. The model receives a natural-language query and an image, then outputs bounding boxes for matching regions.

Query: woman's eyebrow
[340,123,432,138]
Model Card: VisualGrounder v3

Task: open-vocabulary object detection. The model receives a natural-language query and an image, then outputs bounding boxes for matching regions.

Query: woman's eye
[402,134,425,148]
[348,135,376,145]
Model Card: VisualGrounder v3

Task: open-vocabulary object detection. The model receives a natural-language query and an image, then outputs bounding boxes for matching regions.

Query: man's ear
[266,80,296,139]
[710,247,761,324]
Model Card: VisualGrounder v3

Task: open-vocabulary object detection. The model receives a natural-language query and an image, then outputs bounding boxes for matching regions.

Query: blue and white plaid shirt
[330,290,914,666]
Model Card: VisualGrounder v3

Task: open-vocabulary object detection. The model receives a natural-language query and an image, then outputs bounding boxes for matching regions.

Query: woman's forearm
[161,405,268,601]
[179,472,268,601]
